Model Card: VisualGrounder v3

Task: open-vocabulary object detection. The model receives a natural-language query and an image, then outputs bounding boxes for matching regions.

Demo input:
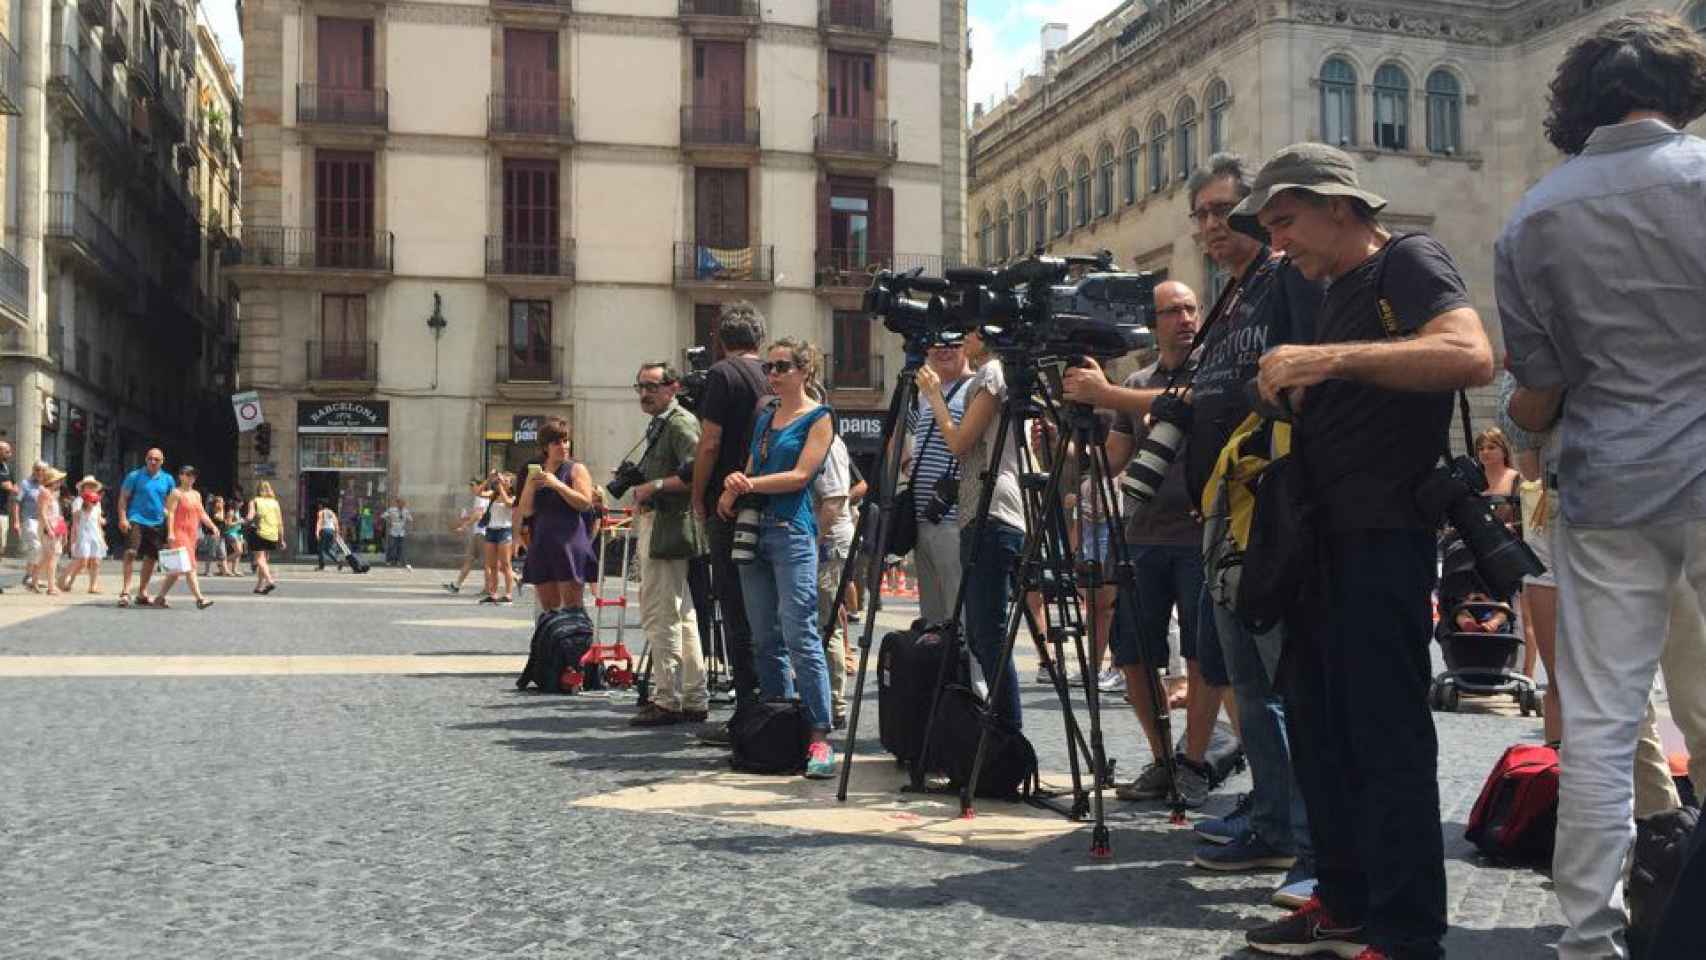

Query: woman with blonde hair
[31,468,68,594]
[245,480,284,594]
[1474,426,1523,527]
[58,476,108,593]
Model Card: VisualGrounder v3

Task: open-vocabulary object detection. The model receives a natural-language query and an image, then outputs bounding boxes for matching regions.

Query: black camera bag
[1629,804,1702,959]
[878,620,967,768]
[929,684,1039,800]
[516,608,599,694]
[728,698,812,775]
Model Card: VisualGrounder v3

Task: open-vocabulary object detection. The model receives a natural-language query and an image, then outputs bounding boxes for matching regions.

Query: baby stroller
[1428,534,1541,715]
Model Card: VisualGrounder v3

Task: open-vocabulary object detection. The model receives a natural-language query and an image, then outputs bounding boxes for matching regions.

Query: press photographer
[1235,144,1493,960]
[903,333,975,624]
[689,302,772,731]
[624,362,709,728]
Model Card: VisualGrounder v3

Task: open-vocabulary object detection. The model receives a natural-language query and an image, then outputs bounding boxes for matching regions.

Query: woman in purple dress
[518,416,600,611]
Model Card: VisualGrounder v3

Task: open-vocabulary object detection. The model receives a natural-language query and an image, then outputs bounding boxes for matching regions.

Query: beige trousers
[637,513,707,712]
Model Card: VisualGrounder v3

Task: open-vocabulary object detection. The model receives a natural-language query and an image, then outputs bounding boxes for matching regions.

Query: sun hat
[1230,142,1388,236]
[42,467,67,486]
[76,475,103,493]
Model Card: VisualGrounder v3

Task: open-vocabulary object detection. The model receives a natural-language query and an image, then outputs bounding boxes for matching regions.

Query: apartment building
[232,0,968,559]
[0,0,242,497]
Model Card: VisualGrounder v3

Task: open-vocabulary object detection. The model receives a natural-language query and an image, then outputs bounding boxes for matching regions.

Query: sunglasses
[760,360,799,375]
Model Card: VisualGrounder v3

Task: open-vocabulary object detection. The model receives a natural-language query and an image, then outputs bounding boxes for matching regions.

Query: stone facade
[233,0,968,562]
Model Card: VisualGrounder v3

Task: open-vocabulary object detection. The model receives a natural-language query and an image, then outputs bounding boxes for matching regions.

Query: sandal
[262,583,277,595]
[196,599,214,610]
[117,593,132,607]
[152,596,170,609]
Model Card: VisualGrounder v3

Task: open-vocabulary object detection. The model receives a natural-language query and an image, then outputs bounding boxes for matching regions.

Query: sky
[200,0,243,81]
[969,0,1126,117]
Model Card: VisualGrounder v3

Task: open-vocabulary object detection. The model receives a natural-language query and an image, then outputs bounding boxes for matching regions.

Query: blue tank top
[750,404,831,535]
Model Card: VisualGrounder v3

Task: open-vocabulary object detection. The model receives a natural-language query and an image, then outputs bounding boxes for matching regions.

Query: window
[831,310,873,389]
[977,210,991,265]
[1074,156,1091,227]
[1175,98,1197,180]
[1693,2,1706,32]
[995,201,1010,262]
[1148,115,1168,192]
[695,167,749,247]
[1032,182,1048,248]
[507,300,553,381]
[1426,69,1462,155]
[1122,129,1140,205]
[319,294,369,379]
[1053,169,1069,237]
[502,158,560,272]
[1373,63,1409,150]
[314,150,376,268]
[826,177,874,272]
[1012,191,1029,258]
[1206,80,1229,155]
[1096,143,1115,218]
[1320,57,1357,146]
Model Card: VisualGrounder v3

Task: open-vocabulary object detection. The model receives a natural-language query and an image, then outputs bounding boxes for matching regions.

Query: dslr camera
[921,471,959,524]
[1416,454,1545,599]
[1118,393,1193,506]
[677,345,713,414]
[606,460,646,502]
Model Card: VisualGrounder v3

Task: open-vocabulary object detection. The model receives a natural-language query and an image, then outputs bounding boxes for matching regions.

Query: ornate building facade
[969,0,1706,353]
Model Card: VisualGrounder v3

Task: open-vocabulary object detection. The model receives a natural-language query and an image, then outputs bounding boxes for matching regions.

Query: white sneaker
[1097,667,1125,693]
[1271,875,1317,909]
[1035,665,1055,685]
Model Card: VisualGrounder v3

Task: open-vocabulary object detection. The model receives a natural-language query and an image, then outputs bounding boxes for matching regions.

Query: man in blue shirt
[117,447,175,607]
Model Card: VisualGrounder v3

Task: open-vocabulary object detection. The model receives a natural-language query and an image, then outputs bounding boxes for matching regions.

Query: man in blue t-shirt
[117,447,175,607]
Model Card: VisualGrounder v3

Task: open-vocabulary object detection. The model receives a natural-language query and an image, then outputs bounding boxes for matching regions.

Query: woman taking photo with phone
[479,473,519,604]
[519,418,599,613]
[717,339,838,778]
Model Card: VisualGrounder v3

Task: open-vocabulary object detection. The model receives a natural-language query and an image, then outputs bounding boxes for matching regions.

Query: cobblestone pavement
[0,565,1566,958]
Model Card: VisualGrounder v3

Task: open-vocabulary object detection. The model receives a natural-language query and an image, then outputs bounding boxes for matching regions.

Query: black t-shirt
[0,460,10,511]
[1185,251,1323,506]
[1297,234,1471,533]
[697,355,770,508]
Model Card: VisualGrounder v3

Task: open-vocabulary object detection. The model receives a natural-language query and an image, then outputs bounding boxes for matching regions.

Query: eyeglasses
[1188,202,1238,225]
[760,360,798,375]
[1157,303,1200,317]
[632,381,670,393]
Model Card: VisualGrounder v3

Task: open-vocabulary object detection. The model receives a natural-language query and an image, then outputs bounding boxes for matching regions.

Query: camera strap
[1372,232,1477,462]
[911,377,969,490]
[1160,248,1277,396]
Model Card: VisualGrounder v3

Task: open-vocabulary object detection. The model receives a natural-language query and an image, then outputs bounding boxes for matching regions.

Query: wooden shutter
[816,178,832,268]
[315,150,375,266]
[872,186,894,267]
[695,168,747,248]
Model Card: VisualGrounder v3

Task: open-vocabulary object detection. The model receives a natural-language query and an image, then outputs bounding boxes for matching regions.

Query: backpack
[928,684,1040,800]
[729,698,812,775]
[1202,412,1313,633]
[515,608,598,694]
[1464,743,1560,862]
[877,621,968,770]
[1629,804,1701,959]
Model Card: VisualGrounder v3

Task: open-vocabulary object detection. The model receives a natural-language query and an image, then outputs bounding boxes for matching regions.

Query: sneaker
[1115,760,1172,801]
[699,720,733,746]
[1096,667,1125,693]
[443,583,460,594]
[1194,830,1297,872]
[1245,895,1365,959]
[804,741,836,779]
[1350,949,1390,960]
[1175,755,1212,808]
[1036,664,1055,685]
[832,714,847,730]
[629,703,683,727]
[1195,792,1254,845]
[1272,865,1318,909]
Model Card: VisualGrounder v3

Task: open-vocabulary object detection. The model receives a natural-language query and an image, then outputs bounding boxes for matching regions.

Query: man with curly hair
[1497,12,1706,959]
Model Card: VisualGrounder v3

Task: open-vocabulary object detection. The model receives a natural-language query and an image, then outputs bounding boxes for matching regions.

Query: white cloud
[968,0,1127,118]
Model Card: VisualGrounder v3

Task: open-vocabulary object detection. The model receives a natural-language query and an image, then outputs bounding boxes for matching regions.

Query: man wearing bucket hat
[1231,143,1493,960]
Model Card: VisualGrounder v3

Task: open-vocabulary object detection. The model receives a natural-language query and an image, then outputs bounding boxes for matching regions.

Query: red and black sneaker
[1351,949,1391,960]
[1245,894,1368,958]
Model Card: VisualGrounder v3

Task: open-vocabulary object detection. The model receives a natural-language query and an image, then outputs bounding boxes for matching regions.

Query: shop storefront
[484,404,570,478]
[836,409,885,484]
[297,400,390,553]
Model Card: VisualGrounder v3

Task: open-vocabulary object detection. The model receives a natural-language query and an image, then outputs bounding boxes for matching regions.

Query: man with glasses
[1065,152,1323,910]
[901,332,975,625]
[628,363,710,726]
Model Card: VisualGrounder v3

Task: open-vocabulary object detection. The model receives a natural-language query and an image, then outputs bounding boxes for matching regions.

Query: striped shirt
[906,375,971,523]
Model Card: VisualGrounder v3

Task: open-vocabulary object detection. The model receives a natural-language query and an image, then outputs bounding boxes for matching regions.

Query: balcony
[679,0,759,37]
[157,63,187,138]
[814,114,898,169]
[307,340,378,387]
[104,7,129,62]
[825,353,885,392]
[819,0,891,39]
[232,226,395,275]
[129,36,157,98]
[296,84,388,131]
[496,345,565,399]
[0,247,28,325]
[159,176,200,252]
[815,250,941,291]
[487,94,573,142]
[48,47,131,161]
[491,0,571,16]
[156,0,188,50]
[44,191,139,290]
[680,0,758,15]
[673,241,774,291]
[81,0,111,27]
[680,106,759,160]
[0,34,21,115]
[485,237,575,285]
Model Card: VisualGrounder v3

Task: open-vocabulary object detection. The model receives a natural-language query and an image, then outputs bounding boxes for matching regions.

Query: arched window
[1175,98,1198,180]
[995,201,1010,263]
[1373,63,1409,150]
[977,210,991,265]
[1053,169,1070,237]
[1320,57,1357,147]
[1096,143,1115,218]
[1012,191,1029,258]
[1121,129,1140,205]
[1074,156,1092,227]
[1148,114,1169,193]
[1426,69,1462,155]
[1032,180,1048,248]
[1206,80,1230,155]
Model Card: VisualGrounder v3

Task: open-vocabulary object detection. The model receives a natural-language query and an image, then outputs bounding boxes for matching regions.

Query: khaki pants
[637,513,706,712]
[818,556,847,719]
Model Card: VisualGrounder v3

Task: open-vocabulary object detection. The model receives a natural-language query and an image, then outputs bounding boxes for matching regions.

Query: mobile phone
[527,463,542,477]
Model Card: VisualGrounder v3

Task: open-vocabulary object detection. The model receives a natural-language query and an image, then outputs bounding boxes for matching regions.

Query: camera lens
[731,496,763,565]
[1119,396,1192,506]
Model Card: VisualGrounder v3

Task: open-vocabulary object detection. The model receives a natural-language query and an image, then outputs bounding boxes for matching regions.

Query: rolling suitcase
[877,620,967,769]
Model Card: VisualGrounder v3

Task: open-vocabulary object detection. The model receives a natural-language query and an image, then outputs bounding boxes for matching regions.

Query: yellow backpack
[1202,412,1294,554]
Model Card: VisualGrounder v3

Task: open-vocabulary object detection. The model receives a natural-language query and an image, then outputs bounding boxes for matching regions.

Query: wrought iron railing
[296,84,389,128]
[156,0,189,49]
[104,6,129,62]
[81,0,111,27]
[488,94,573,138]
[236,226,395,272]
[49,47,130,157]
[815,250,940,287]
[496,345,564,386]
[680,0,758,15]
[814,114,898,159]
[673,242,774,285]
[819,0,890,34]
[0,33,21,115]
[44,191,138,282]
[485,237,575,279]
[307,339,378,382]
[0,247,28,319]
[681,106,759,147]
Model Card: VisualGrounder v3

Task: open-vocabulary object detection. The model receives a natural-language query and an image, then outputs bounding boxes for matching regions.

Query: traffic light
[255,422,272,459]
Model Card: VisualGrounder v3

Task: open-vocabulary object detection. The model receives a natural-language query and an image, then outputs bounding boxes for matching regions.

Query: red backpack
[1465,743,1560,862]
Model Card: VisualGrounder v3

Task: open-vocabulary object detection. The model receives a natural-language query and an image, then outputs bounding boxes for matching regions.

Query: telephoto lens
[730,495,764,565]
[1119,393,1194,505]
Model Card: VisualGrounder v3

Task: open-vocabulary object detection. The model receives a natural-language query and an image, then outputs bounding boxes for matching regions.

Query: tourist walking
[117,449,174,608]
[157,465,220,609]
[445,478,491,595]
[245,481,283,595]
[57,476,107,594]
[30,468,67,595]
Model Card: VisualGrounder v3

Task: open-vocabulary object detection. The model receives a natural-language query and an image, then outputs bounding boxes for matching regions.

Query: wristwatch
[653,479,666,494]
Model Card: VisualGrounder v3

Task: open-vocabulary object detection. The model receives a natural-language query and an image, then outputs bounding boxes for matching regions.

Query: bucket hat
[76,475,103,493]
[1230,143,1387,235]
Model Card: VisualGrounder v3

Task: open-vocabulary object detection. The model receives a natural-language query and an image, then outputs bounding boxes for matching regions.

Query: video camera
[677,345,713,414]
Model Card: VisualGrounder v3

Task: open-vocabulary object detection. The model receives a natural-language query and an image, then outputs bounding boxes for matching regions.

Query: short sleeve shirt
[956,359,1027,533]
[19,478,39,521]
[121,468,176,527]
[907,374,972,522]
[697,356,771,509]
[1298,234,1470,533]
[383,507,411,536]
[813,436,856,558]
[1112,363,1201,546]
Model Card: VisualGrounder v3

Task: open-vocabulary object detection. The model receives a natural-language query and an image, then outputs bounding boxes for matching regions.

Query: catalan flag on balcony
[696,245,753,282]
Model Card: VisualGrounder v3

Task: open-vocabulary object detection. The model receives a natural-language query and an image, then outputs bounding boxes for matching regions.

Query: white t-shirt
[956,358,1027,533]
[383,506,412,537]
[812,436,856,559]
[469,495,492,534]
[486,499,514,530]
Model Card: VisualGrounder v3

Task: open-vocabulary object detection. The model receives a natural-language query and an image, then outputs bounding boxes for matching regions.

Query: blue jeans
[317,530,338,567]
[385,535,405,565]
[738,522,833,733]
[959,521,1023,728]
[1212,599,1312,865]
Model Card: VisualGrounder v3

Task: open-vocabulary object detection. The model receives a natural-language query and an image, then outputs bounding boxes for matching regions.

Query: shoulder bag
[888,379,967,558]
